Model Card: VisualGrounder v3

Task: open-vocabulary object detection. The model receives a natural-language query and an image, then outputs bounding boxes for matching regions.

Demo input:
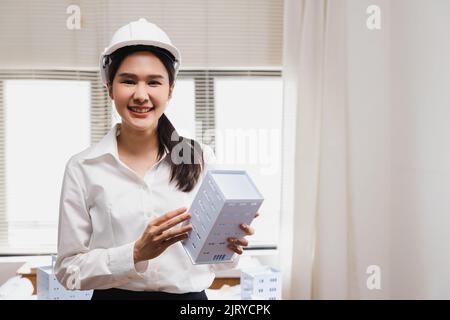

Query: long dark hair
[107,45,204,192]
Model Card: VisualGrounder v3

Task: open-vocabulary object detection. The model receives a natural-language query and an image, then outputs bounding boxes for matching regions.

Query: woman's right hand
[133,207,192,264]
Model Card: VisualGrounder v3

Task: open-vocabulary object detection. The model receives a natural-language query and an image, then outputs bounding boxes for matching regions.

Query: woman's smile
[127,105,156,118]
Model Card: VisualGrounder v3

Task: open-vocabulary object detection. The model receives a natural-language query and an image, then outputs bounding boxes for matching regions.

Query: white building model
[241,266,282,300]
[36,256,92,300]
[182,170,264,264]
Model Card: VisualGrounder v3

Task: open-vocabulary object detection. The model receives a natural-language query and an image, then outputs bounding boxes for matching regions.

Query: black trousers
[91,288,208,300]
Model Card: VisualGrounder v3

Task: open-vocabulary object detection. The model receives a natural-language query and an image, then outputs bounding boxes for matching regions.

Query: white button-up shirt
[55,123,238,293]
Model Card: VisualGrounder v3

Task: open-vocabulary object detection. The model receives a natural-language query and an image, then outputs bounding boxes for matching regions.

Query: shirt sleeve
[54,159,148,291]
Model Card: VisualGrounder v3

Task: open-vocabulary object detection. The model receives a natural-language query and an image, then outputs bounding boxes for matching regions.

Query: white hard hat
[99,18,181,87]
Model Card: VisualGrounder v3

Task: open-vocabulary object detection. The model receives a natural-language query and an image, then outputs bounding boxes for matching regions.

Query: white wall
[389,0,450,299]
[346,0,450,299]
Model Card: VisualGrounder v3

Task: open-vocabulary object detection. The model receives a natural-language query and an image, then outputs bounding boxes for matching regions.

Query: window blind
[0,0,283,69]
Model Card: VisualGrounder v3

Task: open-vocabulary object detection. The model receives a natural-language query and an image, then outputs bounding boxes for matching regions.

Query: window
[215,75,282,248]
[0,70,110,254]
[168,70,283,249]
[0,69,281,254]
[3,80,90,253]
[162,79,196,140]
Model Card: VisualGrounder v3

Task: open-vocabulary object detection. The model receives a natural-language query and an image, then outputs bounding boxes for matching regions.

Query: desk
[16,264,37,295]
[2,255,252,297]
[13,270,237,295]
[210,277,240,289]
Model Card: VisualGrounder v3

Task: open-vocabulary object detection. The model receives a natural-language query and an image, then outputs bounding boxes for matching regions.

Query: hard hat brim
[99,39,181,87]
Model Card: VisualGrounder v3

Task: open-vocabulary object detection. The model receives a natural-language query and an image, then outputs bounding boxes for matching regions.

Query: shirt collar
[82,123,169,162]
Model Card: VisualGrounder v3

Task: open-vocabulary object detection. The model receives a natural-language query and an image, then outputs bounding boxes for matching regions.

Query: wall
[347,0,450,299]
[389,0,450,299]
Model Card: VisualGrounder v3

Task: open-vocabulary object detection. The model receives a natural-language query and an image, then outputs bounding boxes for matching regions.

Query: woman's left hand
[227,212,259,255]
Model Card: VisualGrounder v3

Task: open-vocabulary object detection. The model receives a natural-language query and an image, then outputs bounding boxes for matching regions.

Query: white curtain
[281,0,353,299]
[282,0,450,299]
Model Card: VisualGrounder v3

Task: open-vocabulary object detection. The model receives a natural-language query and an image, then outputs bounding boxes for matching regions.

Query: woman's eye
[120,80,160,86]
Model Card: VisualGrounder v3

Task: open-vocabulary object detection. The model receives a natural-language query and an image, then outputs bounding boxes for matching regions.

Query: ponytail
[157,114,204,192]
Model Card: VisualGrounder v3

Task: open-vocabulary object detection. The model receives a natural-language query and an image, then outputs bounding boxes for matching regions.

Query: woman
[55,19,257,300]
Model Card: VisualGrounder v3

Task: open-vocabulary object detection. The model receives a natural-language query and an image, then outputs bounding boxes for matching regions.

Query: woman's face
[108,51,173,132]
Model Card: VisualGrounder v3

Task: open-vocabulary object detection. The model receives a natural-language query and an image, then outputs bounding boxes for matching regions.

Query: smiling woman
[54,18,257,300]
[108,50,172,135]
[106,44,203,191]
